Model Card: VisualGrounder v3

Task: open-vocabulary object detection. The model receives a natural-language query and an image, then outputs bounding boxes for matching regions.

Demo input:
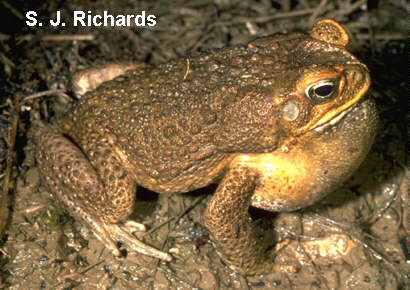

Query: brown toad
[34,19,377,275]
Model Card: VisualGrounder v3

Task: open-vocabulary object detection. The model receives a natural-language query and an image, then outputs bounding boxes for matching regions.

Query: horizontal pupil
[314,85,333,97]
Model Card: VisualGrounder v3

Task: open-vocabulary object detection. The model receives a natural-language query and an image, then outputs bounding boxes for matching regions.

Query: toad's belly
[233,98,378,212]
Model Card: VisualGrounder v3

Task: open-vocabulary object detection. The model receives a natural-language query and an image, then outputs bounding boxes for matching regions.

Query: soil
[0,0,408,289]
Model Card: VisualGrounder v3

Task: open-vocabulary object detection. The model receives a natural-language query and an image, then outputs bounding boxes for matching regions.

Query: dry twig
[0,99,19,238]
[17,34,95,42]
[49,260,105,289]
[22,89,70,104]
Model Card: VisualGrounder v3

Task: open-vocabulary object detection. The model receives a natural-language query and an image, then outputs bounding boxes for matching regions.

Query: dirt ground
[0,0,409,289]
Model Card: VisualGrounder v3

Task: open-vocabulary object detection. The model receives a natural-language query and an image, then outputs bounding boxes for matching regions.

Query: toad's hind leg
[35,125,171,261]
[204,166,276,275]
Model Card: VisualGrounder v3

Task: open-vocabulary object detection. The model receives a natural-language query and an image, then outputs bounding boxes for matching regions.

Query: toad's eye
[306,80,338,104]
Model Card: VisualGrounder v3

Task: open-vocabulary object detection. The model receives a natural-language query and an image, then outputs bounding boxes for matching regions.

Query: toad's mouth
[313,105,354,133]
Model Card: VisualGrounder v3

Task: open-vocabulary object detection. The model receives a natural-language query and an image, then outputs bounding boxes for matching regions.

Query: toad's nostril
[346,68,364,84]
[352,71,361,83]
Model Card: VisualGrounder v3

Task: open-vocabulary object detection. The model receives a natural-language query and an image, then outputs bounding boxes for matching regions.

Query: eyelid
[310,79,336,90]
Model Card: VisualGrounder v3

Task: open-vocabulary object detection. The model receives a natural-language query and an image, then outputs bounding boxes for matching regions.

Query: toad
[34,19,377,275]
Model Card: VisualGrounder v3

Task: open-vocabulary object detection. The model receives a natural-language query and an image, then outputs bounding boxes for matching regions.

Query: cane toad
[35,19,377,275]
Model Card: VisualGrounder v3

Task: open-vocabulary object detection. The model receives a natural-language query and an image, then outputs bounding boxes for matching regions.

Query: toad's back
[58,37,288,191]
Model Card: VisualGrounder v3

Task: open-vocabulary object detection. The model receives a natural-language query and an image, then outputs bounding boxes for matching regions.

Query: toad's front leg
[35,125,171,261]
[204,166,275,275]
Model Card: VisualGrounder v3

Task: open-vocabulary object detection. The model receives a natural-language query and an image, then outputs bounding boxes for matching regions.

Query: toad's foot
[123,220,147,232]
[60,189,172,261]
[72,61,151,96]
[88,216,172,261]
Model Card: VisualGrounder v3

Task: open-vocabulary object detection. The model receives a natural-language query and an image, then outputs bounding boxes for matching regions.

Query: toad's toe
[102,222,172,261]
